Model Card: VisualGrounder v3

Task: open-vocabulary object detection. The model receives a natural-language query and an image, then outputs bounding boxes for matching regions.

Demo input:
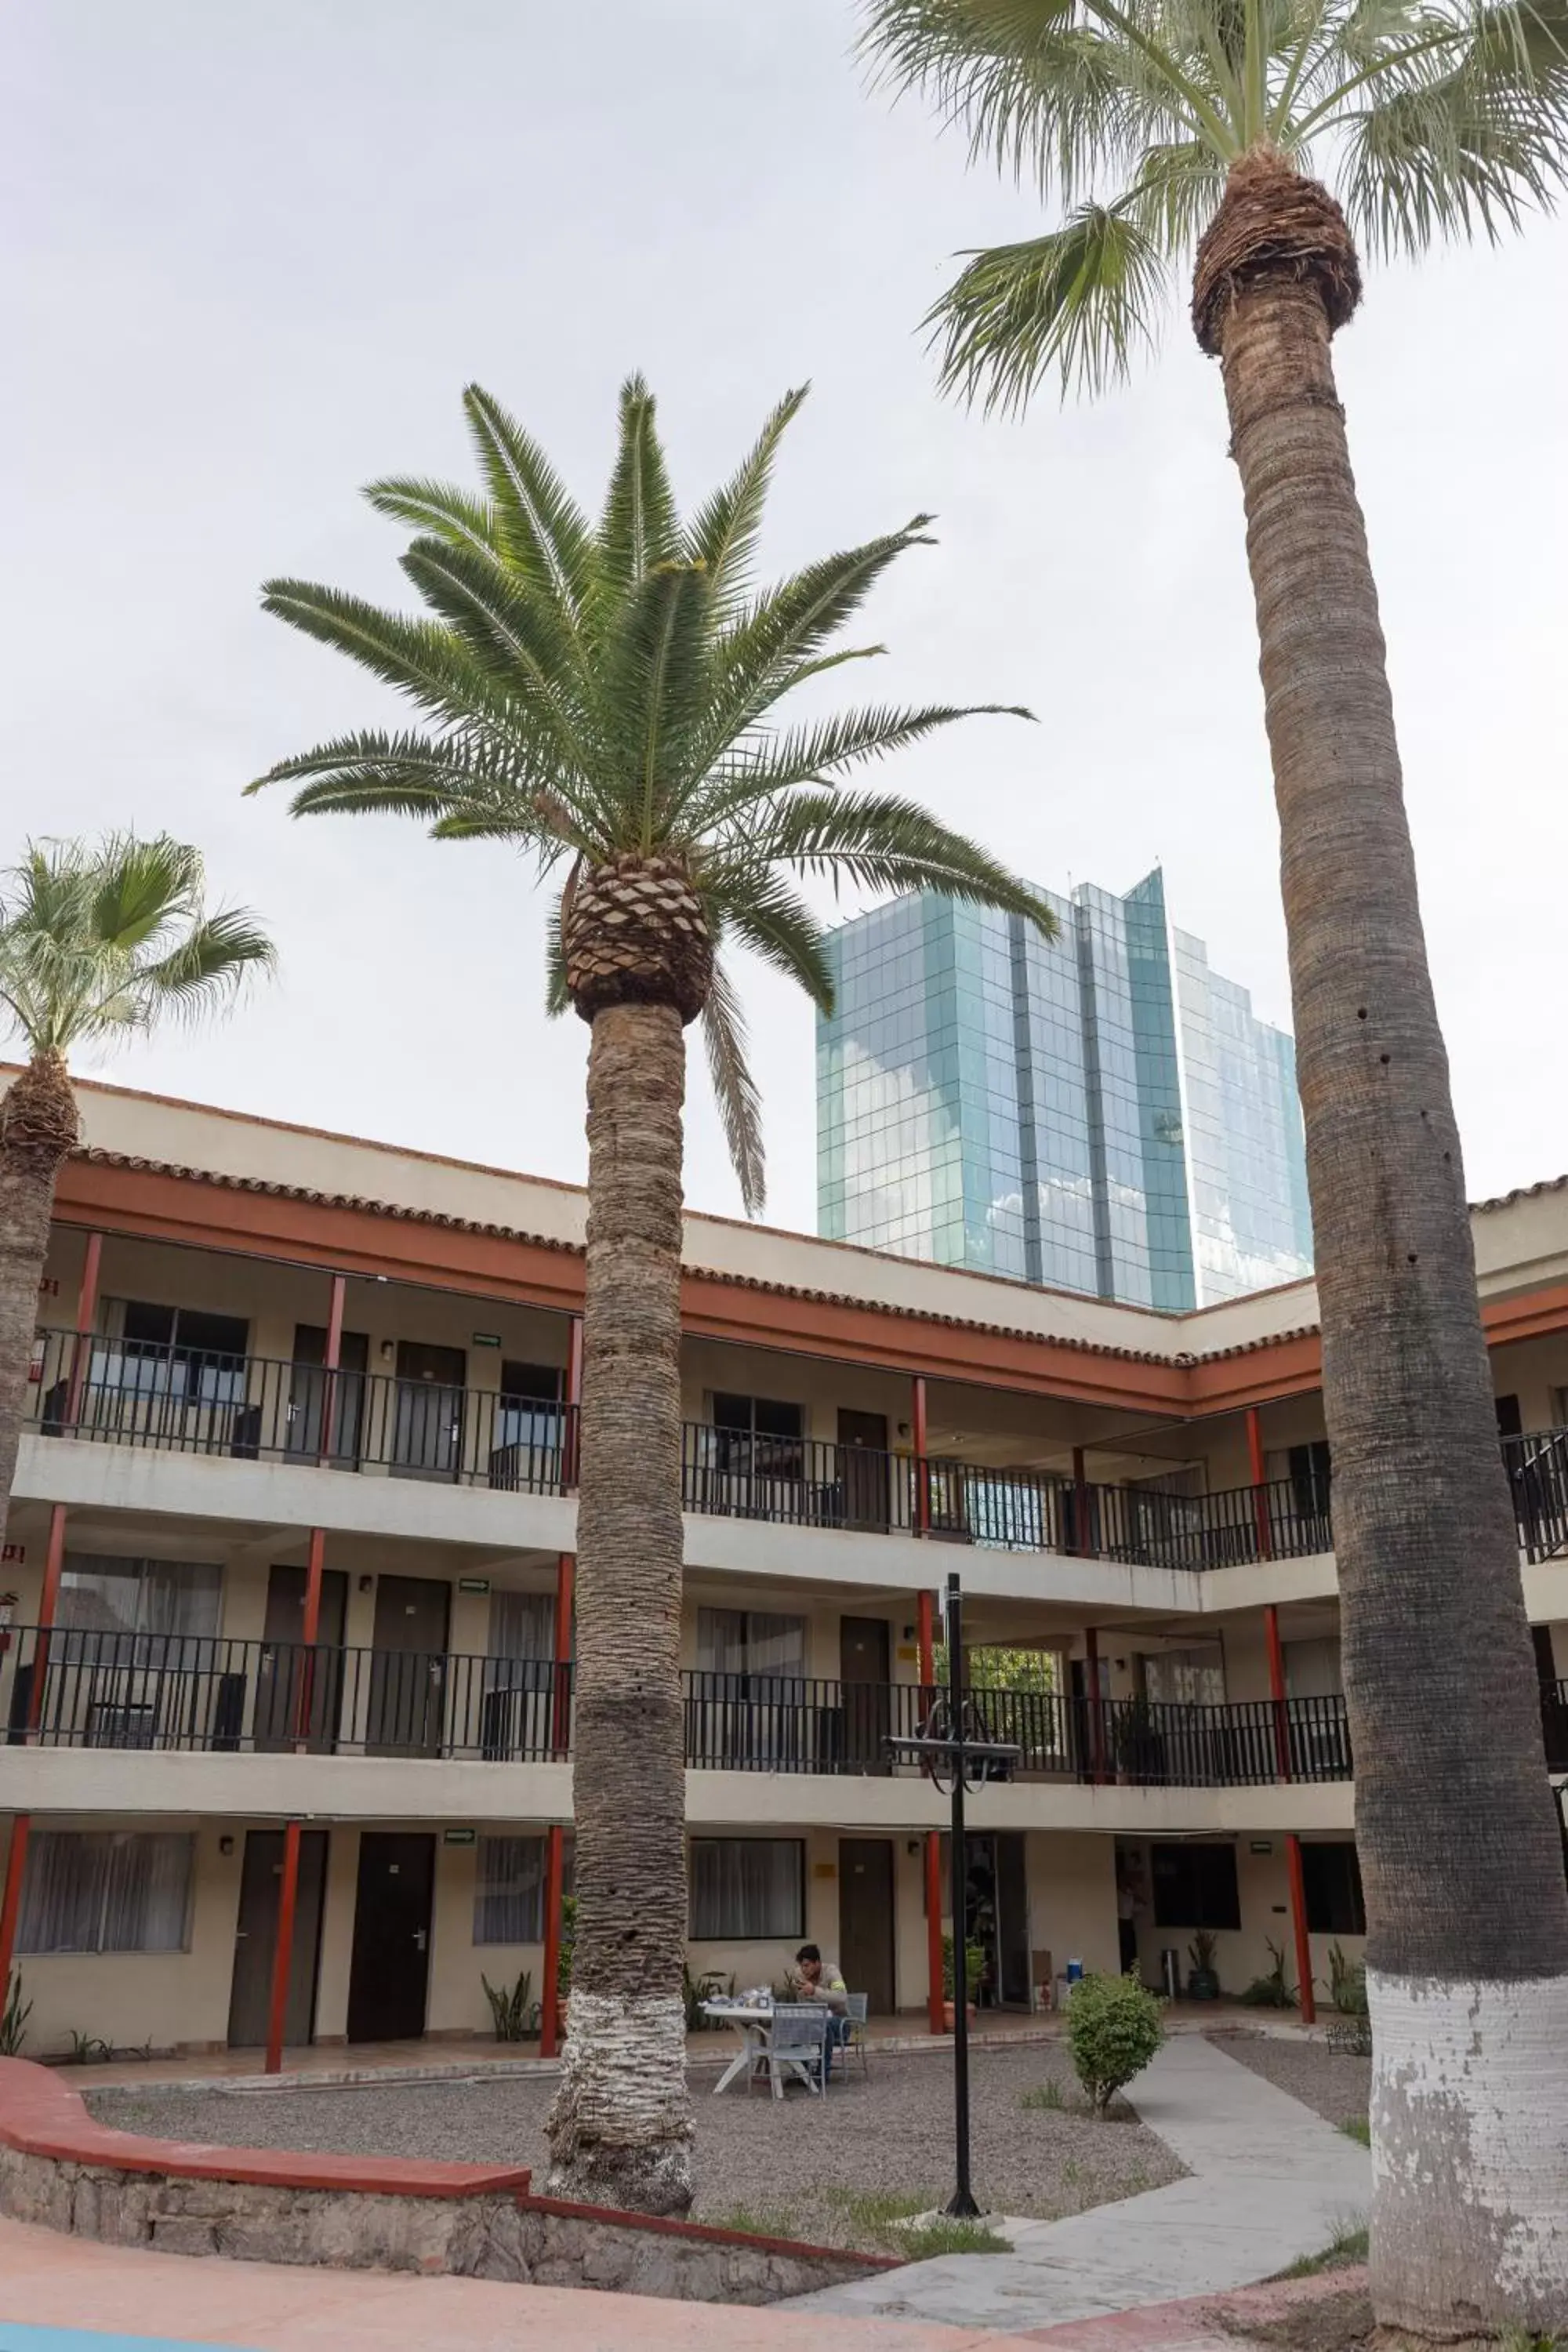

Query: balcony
[25,1330,1568,1573]
[26,1330,575,1494]
[0,1627,1370,1789]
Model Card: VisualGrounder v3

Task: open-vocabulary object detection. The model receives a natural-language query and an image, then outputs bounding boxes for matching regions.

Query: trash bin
[1065,1958,1084,1986]
[1160,1947,1181,1998]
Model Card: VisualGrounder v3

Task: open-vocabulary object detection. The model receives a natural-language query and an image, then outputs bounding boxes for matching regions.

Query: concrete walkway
[786,2035,1370,2333]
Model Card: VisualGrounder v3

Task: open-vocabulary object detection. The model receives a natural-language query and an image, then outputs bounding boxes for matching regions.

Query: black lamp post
[885,1570,1020,2220]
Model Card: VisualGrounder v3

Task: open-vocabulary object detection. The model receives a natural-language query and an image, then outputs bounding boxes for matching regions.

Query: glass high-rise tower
[815,869,1312,1309]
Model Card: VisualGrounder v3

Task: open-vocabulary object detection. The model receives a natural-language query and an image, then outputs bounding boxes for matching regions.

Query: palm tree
[0,836,275,1544]
[859,0,1568,2329]
[249,376,1054,2213]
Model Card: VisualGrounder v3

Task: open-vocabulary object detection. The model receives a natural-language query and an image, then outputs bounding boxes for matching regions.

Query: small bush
[1326,1941,1368,2017]
[1021,2076,1065,2111]
[1065,1971,1165,2114]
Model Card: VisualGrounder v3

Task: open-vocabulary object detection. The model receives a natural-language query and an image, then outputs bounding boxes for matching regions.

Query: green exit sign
[458,1577,492,1595]
[444,1828,477,1846]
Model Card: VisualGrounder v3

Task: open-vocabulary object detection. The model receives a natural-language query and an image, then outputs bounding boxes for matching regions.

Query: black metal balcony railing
[1,1626,1369,1788]
[27,1330,577,1494]
[25,1330,1568,1572]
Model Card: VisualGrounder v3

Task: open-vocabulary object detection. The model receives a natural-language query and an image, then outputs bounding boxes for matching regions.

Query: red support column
[551,1552,574,1759]
[1072,1446,1091,1558]
[264,1820,302,2075]
[268,1272,346,2075]
[1264,1602,1316,2023]
[912,1376,930,1537]
[1247,1405,1273,1562]
[563,1315,583,1489]
[539,1824,566,2058]
[64,1232,103,1425]
[2,1229,102,1986]
[1085,1625,1105,1785]
[0,1817,31,2000]
[916,1589,944,2033]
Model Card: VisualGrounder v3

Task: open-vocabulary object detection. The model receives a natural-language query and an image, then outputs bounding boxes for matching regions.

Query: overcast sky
[5,0,1565,1236]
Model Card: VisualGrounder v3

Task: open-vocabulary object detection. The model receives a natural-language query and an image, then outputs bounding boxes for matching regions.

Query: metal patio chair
[763,2003,829,2100]
[844,1991,870,2078]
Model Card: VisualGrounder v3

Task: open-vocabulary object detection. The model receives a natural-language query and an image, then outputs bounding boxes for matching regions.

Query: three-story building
[2,1070,1564,2063]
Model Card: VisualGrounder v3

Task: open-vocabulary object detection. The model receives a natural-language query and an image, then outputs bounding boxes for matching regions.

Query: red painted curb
[522,2189,897,2269]
[0,2057,528,2201]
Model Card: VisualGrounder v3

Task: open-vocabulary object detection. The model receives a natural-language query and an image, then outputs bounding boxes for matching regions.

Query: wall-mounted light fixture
[219,1835,235,1857]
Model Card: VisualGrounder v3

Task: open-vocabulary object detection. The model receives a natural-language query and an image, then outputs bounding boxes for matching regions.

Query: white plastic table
[702,2000,775,2094]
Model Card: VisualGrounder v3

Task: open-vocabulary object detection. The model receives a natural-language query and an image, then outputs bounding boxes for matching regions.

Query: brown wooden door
[227,1828,328,2048]
[837,1408,889,1531]
[346,1832,435,2042]
[839,1838,895,2015]
[255,1563,349,1752]
[367,1573,451,1756]
[840,1615,891,1774]
[393,1341,466,1480]
[288,1325,369,1465]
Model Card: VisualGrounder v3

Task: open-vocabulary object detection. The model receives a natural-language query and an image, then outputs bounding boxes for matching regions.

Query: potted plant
[941,1933,985,2031]
[1185,1930,1221,2002]
[1113,1695,1163,1784]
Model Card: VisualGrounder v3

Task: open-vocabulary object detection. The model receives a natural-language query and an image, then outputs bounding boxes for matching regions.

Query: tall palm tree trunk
[543,997,694,2216]
[0,1055,78,1547]
[1201,153,1568,2335]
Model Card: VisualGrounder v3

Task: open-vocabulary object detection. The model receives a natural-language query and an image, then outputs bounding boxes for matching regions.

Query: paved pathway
[0,2216,1051,2352]
[785,2035,1370,2333]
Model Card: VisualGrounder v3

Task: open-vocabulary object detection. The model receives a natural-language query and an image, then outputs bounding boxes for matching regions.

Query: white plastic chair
[764,2003,829,2100]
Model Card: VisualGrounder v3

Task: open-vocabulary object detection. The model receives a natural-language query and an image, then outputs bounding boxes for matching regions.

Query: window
[18,1832,194,1954]
[473,1835,549,1944]
[710,1394,804,1480]
[1142,1644,1226,1708]
[695,1608,806,1683]
[96,1302,249,1406]
[56,1554,222,1667]
[1301,1842,1366,1936]
[1283,1638,1342,1700]
[689,1839,804,1940]
[1150,1842,1240,1929]
[497,1361,565,1461]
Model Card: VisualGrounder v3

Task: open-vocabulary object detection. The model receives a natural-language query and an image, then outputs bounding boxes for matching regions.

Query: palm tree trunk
[1212,204,1568,2334]
[543,997,694,2216]
[0,1057,78,1548]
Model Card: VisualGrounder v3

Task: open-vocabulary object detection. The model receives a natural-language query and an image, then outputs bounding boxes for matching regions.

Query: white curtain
[57,1555,220,1665]
[473,1835,547,1944]
[19,1832,193,1954]
[695,1609,804,1680]
[1142,1644,1226,1707]
[488,1590,554,1663]
[690,1838,803,1940]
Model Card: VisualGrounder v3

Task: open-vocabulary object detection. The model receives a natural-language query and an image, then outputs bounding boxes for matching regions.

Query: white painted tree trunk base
[1369,1968,1568,2338]
[544,1990,694,2217]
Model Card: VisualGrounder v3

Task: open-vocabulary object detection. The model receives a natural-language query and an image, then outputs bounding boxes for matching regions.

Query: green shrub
[1326,1941,1368,2017]
[1065,1972,1165,2114]
[941,1934,985,2002]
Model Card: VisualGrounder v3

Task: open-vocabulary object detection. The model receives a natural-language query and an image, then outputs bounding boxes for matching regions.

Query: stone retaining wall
[0,2059,888,2305]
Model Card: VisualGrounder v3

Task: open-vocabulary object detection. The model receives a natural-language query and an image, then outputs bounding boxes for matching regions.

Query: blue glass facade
[816,869,1312,1308]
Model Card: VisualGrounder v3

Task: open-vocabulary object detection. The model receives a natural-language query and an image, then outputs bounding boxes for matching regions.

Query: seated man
[789,1942,851,2072]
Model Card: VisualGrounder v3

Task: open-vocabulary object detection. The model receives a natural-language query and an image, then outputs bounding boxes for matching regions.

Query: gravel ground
[87,2042,1184,2255]
[1207,2031,1370,2131]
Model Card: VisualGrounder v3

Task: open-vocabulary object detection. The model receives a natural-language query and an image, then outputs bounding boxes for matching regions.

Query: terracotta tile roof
[1470,1173,1568,1214]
